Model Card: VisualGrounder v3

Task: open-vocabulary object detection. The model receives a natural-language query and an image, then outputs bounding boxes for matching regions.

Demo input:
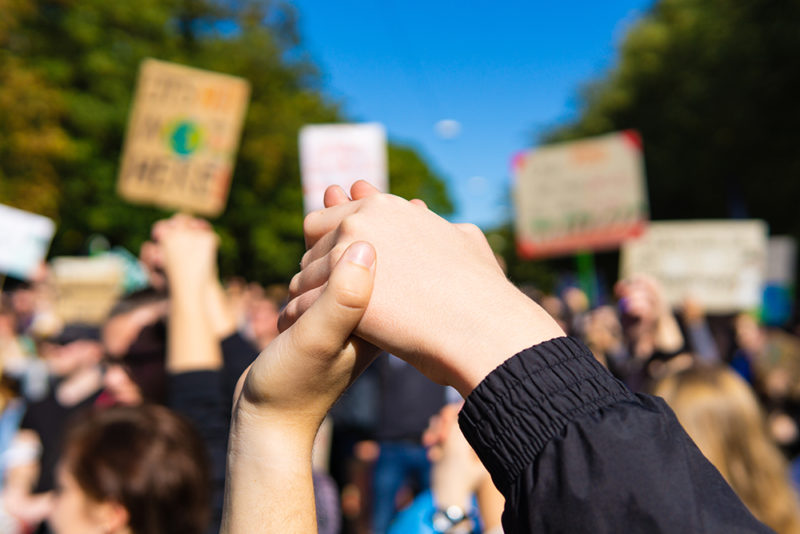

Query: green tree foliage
[545,0,800,238]
[0,0,452,282]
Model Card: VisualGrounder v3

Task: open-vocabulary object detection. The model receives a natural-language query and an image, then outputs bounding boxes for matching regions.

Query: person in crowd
[655,366,800,533]
[609,274,686,391]
[221,182,771,533]
[48,404,210,534]
[388,402,504,533]
[582,304,625,367]
[100,288,169,407]
[734,313,800,456]
[680,297,721,364]
[133,214,337,534]
[245,285,286,351]
[327,358,380,533]
[371,352,447,533]
[3,324,105,532]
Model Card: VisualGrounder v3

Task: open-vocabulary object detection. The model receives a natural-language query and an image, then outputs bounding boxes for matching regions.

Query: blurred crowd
[0,213,800,533]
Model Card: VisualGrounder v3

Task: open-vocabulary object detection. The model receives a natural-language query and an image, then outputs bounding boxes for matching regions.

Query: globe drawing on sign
[166,119,202,157]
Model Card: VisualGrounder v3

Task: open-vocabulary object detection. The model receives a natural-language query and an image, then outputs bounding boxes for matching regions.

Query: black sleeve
[220,332,259,403]
[169,370,230,534]
[458,336,772,534]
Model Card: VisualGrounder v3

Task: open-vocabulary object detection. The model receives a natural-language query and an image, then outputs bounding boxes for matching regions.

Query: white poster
[620,220,768,313]
[299,123,388,213]
[0,204,56,279]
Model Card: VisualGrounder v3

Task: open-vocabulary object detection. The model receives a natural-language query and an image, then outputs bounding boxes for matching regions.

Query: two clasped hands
[221,181,564,533]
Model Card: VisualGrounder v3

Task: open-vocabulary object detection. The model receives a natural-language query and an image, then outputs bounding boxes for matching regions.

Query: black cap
[46,324,101,345]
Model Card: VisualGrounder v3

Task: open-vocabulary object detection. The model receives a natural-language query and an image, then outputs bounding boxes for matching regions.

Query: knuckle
[300,249,313,269]
[288,272,301,297]
[333,284,369,311]
[338,213,363,236]
[458,223,482,237]
[277,301,297,331]
[302,211,318,236]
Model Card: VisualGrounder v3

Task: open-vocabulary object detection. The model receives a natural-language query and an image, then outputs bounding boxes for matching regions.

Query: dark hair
[62,405,210,534]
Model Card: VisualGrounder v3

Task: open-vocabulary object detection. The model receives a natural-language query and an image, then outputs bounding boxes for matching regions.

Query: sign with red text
[0,204,55,280]
[117,59,250,217]
[299,123,388,213]
[620,220,768,313]
[51,256,124,325]
[513,130,648,259]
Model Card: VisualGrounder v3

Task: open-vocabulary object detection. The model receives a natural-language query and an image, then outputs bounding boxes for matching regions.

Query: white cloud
[434,119,461,139]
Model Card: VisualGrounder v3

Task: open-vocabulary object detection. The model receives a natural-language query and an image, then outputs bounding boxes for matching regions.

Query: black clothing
[19,386,102,494]
[458,336,771,533]
[168,371,228,534]
[220,332,259,407]
[168,332,258,534]
[375,353,446,442]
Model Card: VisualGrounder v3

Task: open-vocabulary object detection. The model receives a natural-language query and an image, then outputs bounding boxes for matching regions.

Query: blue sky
[291,1,655,228]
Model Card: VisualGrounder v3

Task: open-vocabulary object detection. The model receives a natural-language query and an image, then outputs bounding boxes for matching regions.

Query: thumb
[287,241,376,357]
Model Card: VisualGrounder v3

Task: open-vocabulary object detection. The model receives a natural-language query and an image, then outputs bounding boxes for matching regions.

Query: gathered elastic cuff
[458,336,635,491]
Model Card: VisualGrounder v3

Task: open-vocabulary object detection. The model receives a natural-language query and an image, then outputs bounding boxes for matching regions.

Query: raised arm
[221,240,377,534]
[284,182,770,533]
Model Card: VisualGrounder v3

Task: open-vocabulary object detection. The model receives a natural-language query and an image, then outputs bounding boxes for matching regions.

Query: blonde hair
[655,366,800,534]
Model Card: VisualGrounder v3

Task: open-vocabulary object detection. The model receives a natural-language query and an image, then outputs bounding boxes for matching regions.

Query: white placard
[620,220,768,312]
[0,204,56,279]
[299,123,388,213]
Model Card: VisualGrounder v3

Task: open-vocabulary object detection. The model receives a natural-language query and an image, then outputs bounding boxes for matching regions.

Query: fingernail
[343,242,375,268]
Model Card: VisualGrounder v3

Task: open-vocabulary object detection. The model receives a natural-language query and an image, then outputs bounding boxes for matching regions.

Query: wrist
[230,398,320,455]
[443,282,565,396]
[431,504,478,534]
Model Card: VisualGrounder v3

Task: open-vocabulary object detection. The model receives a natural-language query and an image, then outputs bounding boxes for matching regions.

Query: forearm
[168,277,222,372]
[221,410,317,534]
[476,477,504,532]
[206,278,238,340]
[654,311,684,353]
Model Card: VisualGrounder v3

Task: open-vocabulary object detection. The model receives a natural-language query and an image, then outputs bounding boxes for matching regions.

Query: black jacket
[458,336,772,533]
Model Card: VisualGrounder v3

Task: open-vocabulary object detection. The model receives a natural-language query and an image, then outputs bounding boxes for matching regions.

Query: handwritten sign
[620,220,768,313]
[299,123,388,213]
[513,130,648,259]
[117,59,250,216]
[0,204,55,280]
[51,256,124,325]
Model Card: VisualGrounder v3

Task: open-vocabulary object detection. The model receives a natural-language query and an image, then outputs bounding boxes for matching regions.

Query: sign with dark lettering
[513,130,648,258]
[117,59,250,216]
[620,220,768,312]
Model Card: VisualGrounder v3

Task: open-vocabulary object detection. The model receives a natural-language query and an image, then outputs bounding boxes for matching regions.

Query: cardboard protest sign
[513,130,648,259]
[299,123,388,213]
[118,59,250,217]
[51,256,124,325]
[620,220,768,313]
[0,204,56,280]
